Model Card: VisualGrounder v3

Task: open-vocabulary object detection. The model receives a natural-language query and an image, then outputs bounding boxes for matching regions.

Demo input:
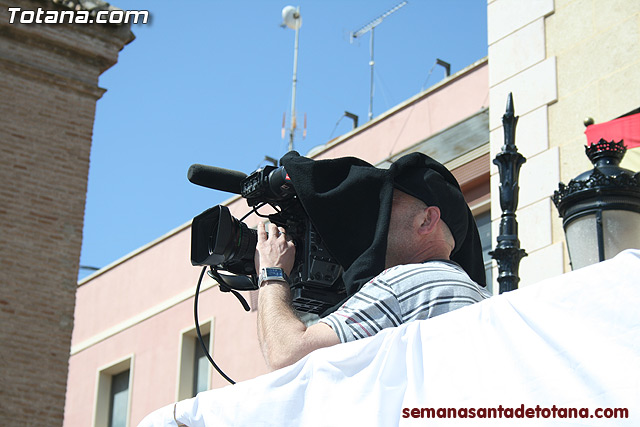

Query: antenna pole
[289,8,300,152]
[368,27,375,122]
[351,1,407,122]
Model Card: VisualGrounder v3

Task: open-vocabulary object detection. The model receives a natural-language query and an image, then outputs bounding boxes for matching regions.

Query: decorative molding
[70,278,218,355]
[0,53,106,98]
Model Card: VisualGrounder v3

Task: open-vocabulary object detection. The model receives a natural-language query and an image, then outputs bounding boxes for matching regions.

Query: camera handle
[208,268,252,312]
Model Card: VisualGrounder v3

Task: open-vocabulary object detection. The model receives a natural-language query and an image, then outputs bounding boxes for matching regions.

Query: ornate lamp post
[490,93,528,294]
[552,139,640,270]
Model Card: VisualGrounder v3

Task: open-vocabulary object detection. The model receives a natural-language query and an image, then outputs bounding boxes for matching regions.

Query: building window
[94,357,133,427]
[193,333,210,396]
[474,210,493,290]
[108,370,130,427]
[446,146,492,290]
[178,321,213,400]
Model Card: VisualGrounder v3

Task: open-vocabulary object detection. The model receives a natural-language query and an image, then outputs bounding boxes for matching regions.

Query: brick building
[0,1,133,424]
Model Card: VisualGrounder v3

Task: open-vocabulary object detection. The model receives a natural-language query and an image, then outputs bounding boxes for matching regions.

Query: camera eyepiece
[242,166,295,206]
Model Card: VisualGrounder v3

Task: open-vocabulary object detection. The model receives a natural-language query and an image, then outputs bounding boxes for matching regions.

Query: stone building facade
[0,1,133,424]
[487,0,640,280]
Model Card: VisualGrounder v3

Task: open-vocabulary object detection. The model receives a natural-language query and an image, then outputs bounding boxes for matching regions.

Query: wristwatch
[258,267,290,288]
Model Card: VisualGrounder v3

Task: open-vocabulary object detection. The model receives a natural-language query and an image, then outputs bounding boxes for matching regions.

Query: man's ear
[417,206,441,235]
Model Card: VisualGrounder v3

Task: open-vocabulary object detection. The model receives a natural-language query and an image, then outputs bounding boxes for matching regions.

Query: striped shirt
[320,260,491,343]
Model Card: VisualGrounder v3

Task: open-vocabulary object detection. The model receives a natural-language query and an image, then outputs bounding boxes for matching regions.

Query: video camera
[188,163,345,314]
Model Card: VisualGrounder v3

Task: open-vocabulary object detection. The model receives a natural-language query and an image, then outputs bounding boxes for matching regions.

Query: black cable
[193,204,274,384]
[247,202,277,220]
[240,205,262,221]
[194,266,235,385]
[209,268,251,311]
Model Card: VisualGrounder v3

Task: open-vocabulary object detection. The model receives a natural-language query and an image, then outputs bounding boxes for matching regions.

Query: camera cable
[193,205,282,386]
[194,265,236,385]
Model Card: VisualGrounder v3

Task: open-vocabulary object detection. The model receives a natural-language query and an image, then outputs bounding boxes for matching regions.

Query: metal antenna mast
[351,1,407,122]
[281,6,302,152]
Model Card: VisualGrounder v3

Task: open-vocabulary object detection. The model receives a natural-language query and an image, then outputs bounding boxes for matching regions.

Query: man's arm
[255,222,340,371]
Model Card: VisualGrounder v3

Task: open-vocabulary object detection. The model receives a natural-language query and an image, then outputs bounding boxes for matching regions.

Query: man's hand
[254,221,340,371]
[255,222,296,275]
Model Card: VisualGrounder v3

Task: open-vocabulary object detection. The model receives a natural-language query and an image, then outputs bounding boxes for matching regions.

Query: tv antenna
[351,1,407,122]
[281,5,303,152]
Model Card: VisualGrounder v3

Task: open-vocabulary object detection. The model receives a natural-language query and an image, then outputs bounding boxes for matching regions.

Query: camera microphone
[187,164,247,195]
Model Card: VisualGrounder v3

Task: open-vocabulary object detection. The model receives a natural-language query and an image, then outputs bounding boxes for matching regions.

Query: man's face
[385,190,425,269]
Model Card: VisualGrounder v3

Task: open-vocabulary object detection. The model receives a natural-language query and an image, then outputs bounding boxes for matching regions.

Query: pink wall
[223,61,487,224]
[315,60,488,163]
[66,288,265,426]
[65,227,268,426]
[65,59,488,427]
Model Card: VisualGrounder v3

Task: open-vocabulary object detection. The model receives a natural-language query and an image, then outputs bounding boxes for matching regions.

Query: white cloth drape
[140,249,640,426]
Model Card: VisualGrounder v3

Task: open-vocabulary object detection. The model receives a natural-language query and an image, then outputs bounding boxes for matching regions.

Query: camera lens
[227,219,257,267]
[191,205,257,274]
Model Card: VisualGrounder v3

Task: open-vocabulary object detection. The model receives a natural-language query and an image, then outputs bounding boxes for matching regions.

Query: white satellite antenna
[281,5,302,152]
[351,1,407,122]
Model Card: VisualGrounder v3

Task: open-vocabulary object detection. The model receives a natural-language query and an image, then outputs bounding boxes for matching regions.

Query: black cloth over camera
[280,151,486,315]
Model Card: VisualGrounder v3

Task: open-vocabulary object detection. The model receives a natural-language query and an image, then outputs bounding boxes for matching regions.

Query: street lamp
[552,139,640,270]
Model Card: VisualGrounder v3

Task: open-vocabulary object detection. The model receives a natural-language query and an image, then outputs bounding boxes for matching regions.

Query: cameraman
[255,153,490,371]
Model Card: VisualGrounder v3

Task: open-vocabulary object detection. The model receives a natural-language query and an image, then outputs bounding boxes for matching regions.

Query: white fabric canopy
[140,249,640,426]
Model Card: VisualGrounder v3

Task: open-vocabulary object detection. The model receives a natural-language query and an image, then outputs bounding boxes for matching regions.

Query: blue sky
[79,0,487,279]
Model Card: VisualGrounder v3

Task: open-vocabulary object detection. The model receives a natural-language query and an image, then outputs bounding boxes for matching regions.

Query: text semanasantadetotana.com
[402,404,629,420]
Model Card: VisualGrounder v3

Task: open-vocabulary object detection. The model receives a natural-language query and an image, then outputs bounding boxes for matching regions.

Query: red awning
[585,112,640,148]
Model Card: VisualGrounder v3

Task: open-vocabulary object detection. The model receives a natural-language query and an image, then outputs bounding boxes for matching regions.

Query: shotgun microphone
[187,164,247,195]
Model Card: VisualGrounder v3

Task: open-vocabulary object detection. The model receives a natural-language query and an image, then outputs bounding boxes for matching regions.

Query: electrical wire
[374,67,394,111]
[194,266,235,385]
[420,61,437,91]
[327,113,346,141]
[387,60,438,157]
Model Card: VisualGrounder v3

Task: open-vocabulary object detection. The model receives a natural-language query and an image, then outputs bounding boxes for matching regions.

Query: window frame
[93,355,134,427]
[176,319,214,401]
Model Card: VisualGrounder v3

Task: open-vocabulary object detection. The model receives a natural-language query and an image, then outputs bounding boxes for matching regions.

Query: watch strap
[258,267,289,288]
